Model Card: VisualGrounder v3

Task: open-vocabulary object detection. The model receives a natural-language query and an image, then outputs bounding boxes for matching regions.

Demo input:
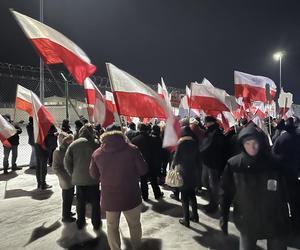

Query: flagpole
[188,84,192,118]
[44,64,81,119]
[39,0,45,104]
[105,63,123,128]
[60,73,69,120]
[13,84,18,122]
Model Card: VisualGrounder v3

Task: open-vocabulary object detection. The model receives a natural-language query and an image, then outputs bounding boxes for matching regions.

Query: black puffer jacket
[7,122,22,146]
[220,125,290,238]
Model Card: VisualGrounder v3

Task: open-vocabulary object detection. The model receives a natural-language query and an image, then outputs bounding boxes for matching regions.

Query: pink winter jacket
[89,131,148,212]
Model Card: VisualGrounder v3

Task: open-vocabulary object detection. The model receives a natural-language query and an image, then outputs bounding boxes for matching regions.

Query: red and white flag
[234,71,276,104]
[106,63,169,118]
[15,84,33,115]
[190,79,231,112]
[0,115,17,148]
[83,78,114,127]
[106,63,179,148]
[161,77,172,108]
[105,91,117,113]
[12,10,96,84]
[31,91,55,147]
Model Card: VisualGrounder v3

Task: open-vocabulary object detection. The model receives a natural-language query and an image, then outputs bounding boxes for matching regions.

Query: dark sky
[1,0,300,101]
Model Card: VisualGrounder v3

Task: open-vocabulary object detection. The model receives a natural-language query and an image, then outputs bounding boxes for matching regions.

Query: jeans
[106,204,142,250]
[240,234,287,250]
[76,185,101,228]
[3,145,18,169]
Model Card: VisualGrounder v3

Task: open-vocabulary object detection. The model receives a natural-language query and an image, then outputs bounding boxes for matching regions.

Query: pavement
[0,166,300,250]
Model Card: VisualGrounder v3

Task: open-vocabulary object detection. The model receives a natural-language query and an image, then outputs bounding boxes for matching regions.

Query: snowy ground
[0,165,300,250]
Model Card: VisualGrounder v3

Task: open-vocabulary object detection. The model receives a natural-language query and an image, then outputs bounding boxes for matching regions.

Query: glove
[219,217,228,235]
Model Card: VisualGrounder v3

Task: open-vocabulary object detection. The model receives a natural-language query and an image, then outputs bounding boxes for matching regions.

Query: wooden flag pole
[105,63,124,130]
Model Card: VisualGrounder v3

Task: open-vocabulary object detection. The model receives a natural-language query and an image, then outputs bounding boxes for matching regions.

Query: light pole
[273,51,285,93]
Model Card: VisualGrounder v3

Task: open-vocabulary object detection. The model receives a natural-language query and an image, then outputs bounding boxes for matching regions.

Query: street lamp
[273,51,285,93]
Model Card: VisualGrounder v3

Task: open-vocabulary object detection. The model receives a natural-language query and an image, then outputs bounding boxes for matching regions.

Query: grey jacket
[64,125,99,186]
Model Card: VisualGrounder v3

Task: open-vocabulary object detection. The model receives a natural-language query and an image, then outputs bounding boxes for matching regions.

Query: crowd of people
[2,113,300,250]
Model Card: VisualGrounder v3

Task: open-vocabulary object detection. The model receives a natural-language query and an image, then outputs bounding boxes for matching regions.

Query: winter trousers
[3,145,18,170]
[35,145,48,188]
[62,187,74,219]
[29,145,37,167]
[106,204,142,250]
[239,234,287,250]
[202,165,220,207]
[181,188,198,225]
[76,185,101,229]
[140,174,161,200]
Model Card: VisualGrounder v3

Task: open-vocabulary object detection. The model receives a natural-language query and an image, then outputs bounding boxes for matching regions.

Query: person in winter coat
[131,123,164,201]
[200,116,225,213]
[53,132,75,223]
[2,114,22,174]
[272,119,285,143]
[61,119,73,134]
[89,124,148,250]
[272,117,300,229]
[172,126,200,227]
[35,124,58,190]
[45,124,58,167]
[126,122,139,141]
[64,123,101,230]
[73,119,84,140]
[26,116,37,169]
[220,124,290,250]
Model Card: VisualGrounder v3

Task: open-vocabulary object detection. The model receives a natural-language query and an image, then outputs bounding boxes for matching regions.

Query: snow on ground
[0,166,300,250]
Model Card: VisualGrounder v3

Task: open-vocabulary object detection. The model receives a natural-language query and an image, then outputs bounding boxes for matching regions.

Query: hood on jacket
[238,123,267,157]
[58,132,74,149]
[79,124,95,141]
[100,130,127,152]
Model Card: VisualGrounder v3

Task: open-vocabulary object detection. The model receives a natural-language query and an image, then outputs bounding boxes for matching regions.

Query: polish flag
[249,102,267,119]
[31,91,55,147]
[158,83,164,99]
[106,63,168,118]
[234,71,277,104]
[105,91,117,113]
[83,78,114,127]
[15,84,33,115]
[11,10,96,84]
[190,79,231,112]
[0,115,17,148]
[161,77,172,108]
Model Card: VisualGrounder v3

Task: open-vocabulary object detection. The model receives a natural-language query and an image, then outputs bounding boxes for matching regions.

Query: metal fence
[0,62,185,168]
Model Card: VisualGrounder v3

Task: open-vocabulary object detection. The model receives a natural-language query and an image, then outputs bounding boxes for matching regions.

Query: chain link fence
[0,62,185,167]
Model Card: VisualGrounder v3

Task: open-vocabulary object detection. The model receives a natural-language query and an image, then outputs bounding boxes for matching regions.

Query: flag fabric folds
[83,78,114,127]
[0,115,17,148]
[15,84,33,115]
[106,63,168,118]
[234,71,277,103]
[31,91,55,147]
[12,10,96,84]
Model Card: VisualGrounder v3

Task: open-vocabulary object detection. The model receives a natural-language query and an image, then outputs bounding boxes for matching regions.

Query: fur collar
[100,130,125,143]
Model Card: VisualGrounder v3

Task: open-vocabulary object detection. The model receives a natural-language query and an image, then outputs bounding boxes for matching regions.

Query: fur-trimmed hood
[177,136,194,144]
[100,130,127,152]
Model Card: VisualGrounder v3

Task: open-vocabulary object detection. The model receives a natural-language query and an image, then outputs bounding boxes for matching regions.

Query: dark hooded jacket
[272,121,300,177]
[64,124,99,186]
[89,130,148,211]
[220,124,290,238]
[172,126,200,190]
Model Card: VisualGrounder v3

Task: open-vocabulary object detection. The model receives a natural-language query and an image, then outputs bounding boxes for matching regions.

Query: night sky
[1,0,300,102]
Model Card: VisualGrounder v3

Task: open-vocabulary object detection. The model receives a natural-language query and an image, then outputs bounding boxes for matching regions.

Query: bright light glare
[273,51,285,61]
